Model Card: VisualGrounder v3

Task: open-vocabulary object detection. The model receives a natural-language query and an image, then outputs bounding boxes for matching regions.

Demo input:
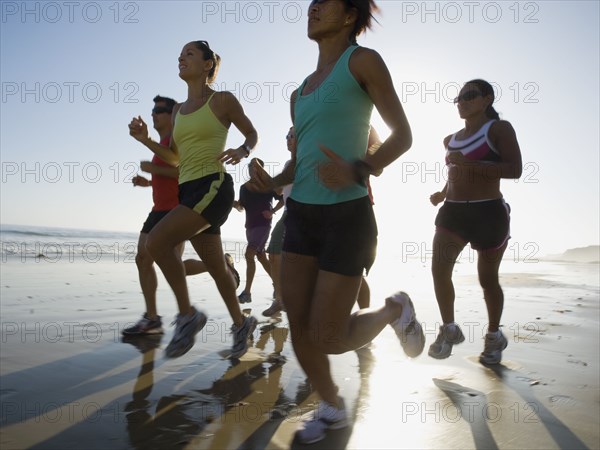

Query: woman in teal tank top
[128,40,259,360]
[250,0,425,444]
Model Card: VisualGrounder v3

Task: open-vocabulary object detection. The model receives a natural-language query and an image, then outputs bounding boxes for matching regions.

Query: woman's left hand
[218,147,246,165]
[318,144,355,190]
[447,152,469,166]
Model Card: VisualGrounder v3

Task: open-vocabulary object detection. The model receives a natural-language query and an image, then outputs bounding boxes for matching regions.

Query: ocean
[0,224,247,264]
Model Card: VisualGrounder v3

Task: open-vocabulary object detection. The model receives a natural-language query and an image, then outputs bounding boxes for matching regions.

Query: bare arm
[367,125,384,176]
[140,161,178,180]
[272,198,285,214]
[217,92,259,165]
[128,104,181,166]
[351,49,412,173]
[489,120,523,179]
[430,135,452,205]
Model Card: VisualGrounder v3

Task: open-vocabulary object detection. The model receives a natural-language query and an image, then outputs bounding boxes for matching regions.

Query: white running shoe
[428,322,465,359]
[479,331,508,365]
[230,315,258,359]
[388,292,425,358]
[164,307,207,358]
[295,397,349,444]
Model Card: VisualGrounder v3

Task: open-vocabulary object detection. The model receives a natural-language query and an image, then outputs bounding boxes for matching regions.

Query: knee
[135,251,153,268]
[145,235,167,261]
[432,264,450,282]
[479,275,501,292]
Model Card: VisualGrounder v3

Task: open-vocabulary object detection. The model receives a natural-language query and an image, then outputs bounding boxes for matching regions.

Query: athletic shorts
[140,210,171,234]
[266,210,287,255]
[178,172,234,235]
[283,196,378,277]
[246,225,271,253]
[435,199,511,250]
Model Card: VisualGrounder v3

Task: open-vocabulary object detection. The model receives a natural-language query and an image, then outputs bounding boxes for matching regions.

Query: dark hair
[345,0,380,44]
[465,79,500,120]
[193,41,221,83]
[153,95,177,112]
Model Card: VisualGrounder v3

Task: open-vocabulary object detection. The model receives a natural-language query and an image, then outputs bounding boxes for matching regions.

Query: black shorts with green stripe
[178,172,234,235]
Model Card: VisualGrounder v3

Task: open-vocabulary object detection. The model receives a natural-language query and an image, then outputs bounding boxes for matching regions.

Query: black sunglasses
[152,106,171,115]
[453,90,482,104]
[286,133,295,140]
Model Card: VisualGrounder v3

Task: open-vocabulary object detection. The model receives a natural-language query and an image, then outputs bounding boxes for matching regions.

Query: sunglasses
[453,91,482,104]
[152,107,171,115]
[286,134,295,140]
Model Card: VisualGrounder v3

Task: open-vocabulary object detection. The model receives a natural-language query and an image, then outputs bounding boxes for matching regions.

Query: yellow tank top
[173,93,228,183]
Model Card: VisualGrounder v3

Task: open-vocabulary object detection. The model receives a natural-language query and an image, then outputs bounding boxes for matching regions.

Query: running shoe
[122,313,163,336]
[238,291,252,304]
[164,307,207,358]
[295,397,348,444]
[225,253,240,289]
[479,331,508,365]
[230,315,258,358]
[388,292,425,358]
[262,300,283,317]
[428,322,465,359]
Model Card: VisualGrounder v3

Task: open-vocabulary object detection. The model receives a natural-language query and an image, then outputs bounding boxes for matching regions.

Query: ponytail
[466,78,501,120]
[486,105,500,120]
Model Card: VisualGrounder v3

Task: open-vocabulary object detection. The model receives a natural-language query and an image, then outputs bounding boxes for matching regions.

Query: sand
[0,251,598,449]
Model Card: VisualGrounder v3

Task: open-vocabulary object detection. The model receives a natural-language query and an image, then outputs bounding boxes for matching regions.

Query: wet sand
[1,253,598,449]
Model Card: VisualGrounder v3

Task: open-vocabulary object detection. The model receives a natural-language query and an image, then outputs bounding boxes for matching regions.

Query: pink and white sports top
[446,120,500,163]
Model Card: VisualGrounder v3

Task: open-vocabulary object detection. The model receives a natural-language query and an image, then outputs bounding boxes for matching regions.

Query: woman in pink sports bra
[429,79,523,365]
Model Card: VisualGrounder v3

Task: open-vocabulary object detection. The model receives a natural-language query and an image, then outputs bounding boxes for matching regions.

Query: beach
[1,226,598,449]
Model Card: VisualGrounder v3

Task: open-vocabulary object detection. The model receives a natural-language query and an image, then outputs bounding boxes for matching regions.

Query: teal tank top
[291,45,373,205]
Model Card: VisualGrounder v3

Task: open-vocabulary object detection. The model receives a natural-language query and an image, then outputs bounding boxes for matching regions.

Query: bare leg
[146,206,210,316]
[190,233,244,326]
[269,253,282,301]
[242,247,258,294]
[256,250,272,278]
[431,230,467,324]
[183,259,208,276]
[477,243,508,332]
[356,277,370,309]
[137,233,185,319]
[136,233,158,319]
[283,252,402,407]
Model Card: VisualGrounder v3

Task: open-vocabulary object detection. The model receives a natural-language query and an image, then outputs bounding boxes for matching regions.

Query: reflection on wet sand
[122,318,314,450]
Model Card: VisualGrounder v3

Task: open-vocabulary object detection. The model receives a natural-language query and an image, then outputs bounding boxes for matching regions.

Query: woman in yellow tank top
[128,40,258,360]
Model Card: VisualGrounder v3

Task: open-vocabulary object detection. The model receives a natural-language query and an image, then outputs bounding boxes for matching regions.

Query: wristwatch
[241,144,251,158]
[352,159,373,186]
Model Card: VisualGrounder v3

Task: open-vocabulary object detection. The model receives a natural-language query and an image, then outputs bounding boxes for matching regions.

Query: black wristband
[352,159,373,187]
[241,144,251,158]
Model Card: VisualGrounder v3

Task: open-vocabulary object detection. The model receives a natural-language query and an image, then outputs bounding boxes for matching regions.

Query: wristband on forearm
[352,159,373,187]
[240,144,251,158]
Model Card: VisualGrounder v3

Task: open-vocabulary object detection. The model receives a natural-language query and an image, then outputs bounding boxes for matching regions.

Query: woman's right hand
[430,191,445,206]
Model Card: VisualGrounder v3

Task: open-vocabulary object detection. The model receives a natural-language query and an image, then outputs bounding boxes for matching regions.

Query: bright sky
[1,1,598,258]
